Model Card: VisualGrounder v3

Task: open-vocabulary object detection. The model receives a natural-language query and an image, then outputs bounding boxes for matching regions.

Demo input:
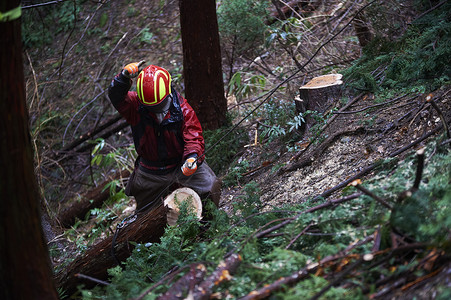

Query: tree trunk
[56,204,168,296]
[0,1,59,298]
[353,12,373,48]
[179,0,227,130]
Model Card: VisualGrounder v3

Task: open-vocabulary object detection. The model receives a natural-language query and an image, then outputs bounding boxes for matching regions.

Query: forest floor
[217,86,451,299]
[221,86,451,213]
[22,0,451,298]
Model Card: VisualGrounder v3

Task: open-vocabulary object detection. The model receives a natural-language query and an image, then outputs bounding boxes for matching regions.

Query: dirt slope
[221,86,451,211]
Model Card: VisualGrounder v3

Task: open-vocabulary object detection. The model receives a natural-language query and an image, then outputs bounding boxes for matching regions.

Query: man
[108,61,220,214]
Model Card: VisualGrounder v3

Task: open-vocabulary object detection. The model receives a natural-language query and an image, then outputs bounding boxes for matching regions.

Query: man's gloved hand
[122,60,146,78]
[181,156,197,176]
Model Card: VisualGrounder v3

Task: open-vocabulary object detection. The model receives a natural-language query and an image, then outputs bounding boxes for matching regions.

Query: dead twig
[289,93,365,163]
[350,180,393,210]
[74,273,109,286]
[285,222,313,250]
[332,93,412,115]
[426,94,450,139]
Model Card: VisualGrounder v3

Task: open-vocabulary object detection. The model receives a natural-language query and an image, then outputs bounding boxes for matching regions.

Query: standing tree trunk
[0,1,59,299]
[179,0,227,130]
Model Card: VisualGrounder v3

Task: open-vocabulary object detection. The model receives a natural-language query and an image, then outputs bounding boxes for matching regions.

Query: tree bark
[179,0,227,130]
[0,1,59,298]
[353,12,373,48]
[296,74,343,115]
[58,169,131,227]
[55,204,168,296]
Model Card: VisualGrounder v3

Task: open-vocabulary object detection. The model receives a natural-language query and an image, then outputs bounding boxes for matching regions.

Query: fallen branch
[156,264,207,300]
[75,120,128,153]
[59,114,122,154]
[239,237,375,300]
[350,180,393,210]
[309,258,364,300]
[289,93,365,163]
[191,253,243,300]
[240,242,427,300]
[426,94,450,139]
[57,169,130,227]
[332,93,411,115]
[412,147,425,191]
[254,193,361,239]
[314,124,443,201]
[278,126,365,175]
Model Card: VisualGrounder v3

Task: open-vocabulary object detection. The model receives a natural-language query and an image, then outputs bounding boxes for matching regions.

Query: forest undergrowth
[20,0,450,299]
[78,2,450,298]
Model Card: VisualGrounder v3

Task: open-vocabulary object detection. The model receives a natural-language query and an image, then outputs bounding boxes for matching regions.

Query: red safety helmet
[136,65,172,106]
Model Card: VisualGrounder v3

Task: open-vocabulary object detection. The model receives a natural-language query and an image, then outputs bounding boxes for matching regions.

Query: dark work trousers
[126,161,220,212]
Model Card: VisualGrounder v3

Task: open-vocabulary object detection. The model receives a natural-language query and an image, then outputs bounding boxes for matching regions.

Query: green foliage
[343,2,451,93]
[203,117,248,175]
[90,139,136,172]
[228,71,267,100]
[22,1,81,48]
[217,0,270,54]
[266,17,311,52]
[223,159,250,187]
[232,182,261,219]
[82,141,451,298]
[392,150,451,244]
[254,98,305,145]
[284,275,365,300]
[135,27,155,45]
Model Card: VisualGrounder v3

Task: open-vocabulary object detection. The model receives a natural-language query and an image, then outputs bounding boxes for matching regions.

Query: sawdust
[220,85,451,212]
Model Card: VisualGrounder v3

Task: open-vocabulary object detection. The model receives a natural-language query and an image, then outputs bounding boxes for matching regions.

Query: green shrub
[203,116,248,175]
[343,2,451,93]
[217,0,270,54]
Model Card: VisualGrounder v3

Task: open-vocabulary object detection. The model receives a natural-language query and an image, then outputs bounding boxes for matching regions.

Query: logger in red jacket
[108,61,220,213]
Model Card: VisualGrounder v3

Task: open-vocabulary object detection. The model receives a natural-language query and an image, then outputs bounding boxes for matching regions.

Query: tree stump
[295,74,343,127]
[164,187,202,226]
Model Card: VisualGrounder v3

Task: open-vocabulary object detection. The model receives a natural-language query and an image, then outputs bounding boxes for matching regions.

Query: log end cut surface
[301,74,343,89]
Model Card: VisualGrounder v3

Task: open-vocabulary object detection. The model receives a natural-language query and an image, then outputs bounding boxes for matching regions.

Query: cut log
[55,204,168,296]
[57,169,131,227]
[295,74,343,120]
[164,187,202,226]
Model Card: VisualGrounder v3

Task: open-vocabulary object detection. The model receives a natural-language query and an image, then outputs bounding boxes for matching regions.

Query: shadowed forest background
[3,0,451,298]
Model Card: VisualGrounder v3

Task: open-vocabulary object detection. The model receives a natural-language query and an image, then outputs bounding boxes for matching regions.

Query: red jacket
[108,73,204,174]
